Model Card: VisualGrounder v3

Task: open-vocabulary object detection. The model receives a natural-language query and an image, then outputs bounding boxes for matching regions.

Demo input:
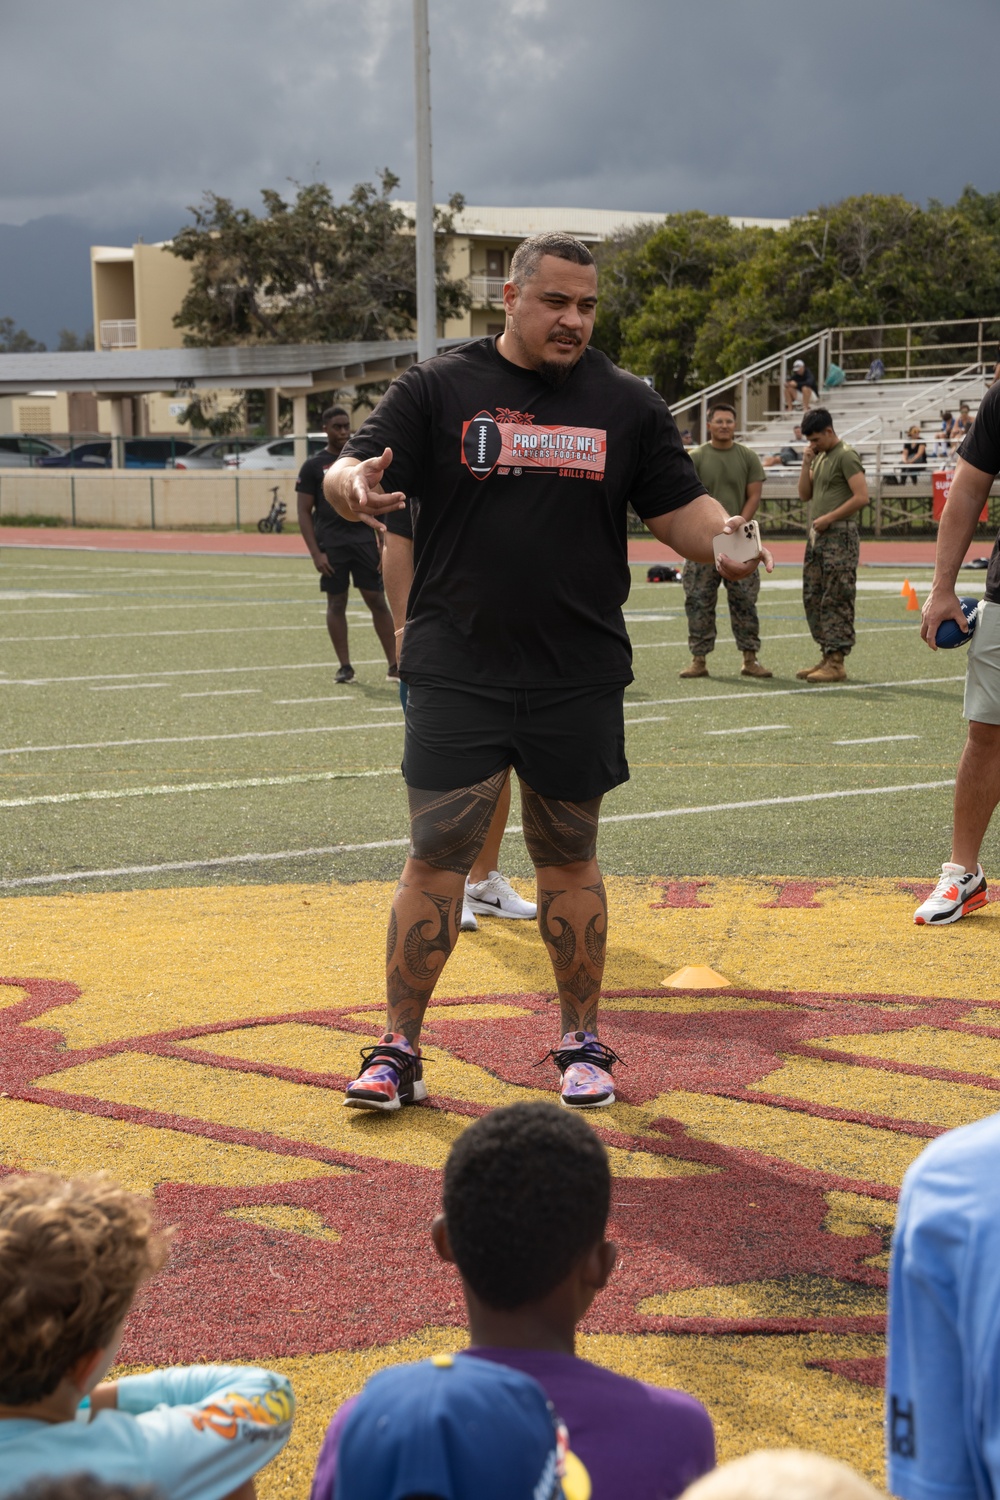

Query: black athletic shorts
[402,678,629,803]
[319,548,383,595]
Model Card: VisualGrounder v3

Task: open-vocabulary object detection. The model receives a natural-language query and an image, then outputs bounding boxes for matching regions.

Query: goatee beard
[535,358,577,388]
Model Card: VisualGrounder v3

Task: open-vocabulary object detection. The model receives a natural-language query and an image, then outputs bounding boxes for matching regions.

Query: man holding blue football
[916,382,1000,924]
[324,232,772,1110]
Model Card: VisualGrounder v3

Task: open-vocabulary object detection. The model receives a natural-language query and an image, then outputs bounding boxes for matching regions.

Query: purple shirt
[309,1346,715,1500]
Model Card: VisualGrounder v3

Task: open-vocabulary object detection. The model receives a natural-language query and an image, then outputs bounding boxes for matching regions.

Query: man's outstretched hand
[715,515,775,580]
[343,448,406,532]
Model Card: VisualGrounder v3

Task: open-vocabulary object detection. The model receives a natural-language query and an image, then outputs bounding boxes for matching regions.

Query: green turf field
[0,546,977,892]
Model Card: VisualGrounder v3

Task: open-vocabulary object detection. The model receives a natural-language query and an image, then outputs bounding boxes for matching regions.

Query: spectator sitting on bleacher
[784,360,816,412]
[0,1172,295,1500]
[763,425,803,467]
[900,426,927,484]
[951,402,973,450]
[680,1449,887,1500]
[310,1102,716,1500]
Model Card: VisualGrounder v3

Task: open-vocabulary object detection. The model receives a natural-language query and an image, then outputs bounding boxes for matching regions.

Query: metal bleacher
[668,317,1000,535]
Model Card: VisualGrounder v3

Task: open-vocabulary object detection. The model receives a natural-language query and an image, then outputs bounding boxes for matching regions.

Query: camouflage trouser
[802,525,859,655]
[683,560,761,657]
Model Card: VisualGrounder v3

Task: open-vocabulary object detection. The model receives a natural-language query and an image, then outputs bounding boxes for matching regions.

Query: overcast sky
[2,0,998,234]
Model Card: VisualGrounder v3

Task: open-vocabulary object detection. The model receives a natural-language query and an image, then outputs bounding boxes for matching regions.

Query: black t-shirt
[343,338,705,687]
[296,449,376,556]
[958,385,1000,602]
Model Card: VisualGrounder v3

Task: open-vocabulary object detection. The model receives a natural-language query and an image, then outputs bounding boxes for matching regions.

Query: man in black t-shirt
[323,233,772,1113]
[915,388,1000,926]
[295,405,398,684]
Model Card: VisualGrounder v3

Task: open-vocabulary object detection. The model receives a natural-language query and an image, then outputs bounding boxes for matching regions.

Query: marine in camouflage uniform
[680,407,771,679]
[797,409,868,682]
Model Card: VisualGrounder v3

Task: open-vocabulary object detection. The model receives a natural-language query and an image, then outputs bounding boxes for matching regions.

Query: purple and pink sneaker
[546,1030,621,1109]
[343,1032,427,1112]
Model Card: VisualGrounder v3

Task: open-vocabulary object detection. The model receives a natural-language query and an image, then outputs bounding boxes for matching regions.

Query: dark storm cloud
[1,0,997,229]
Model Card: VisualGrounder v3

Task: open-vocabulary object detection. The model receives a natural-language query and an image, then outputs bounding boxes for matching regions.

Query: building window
[18,406,52,433]
[486,249,505,277]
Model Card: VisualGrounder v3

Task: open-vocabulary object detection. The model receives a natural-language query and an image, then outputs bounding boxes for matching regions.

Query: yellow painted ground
[3,874,998,1496]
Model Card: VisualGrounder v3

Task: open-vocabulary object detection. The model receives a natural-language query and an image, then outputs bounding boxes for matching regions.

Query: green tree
[169,171,470,347]
[57,328,93,351]
[0,317,45,352]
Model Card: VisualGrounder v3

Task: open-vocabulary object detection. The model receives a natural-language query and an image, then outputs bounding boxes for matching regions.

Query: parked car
[0,436,66,467]
[171,437,264,470]
[224,435,327,470]
[37,438,196,469]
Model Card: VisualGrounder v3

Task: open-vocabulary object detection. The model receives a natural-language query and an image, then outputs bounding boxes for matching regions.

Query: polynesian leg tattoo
[383,773,508,1045]
[520,785,607,1036]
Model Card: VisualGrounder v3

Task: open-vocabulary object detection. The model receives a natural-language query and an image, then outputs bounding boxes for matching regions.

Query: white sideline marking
[623,674,964,716]
[0,768,399,811]
[89,683,168,692]
[180,688,263,699]
[0,722,403,757]
[834,734,921,745]
[0,624,329,644]
[0,779,956,889]
[706,724,790,736]
[3,660,337,686]
[1,600,317,618]
[274,696,355,705]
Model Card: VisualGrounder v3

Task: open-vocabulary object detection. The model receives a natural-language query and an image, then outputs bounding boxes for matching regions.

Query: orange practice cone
[901,579,911,596]
[662,965,732,989]
[907,589,921,611]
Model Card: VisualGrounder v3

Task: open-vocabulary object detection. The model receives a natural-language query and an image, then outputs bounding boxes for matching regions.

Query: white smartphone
[712,518,761,566]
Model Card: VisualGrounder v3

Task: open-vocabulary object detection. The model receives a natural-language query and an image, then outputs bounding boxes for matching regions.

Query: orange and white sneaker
[914,863,988,926]
[343,1032,427,1111]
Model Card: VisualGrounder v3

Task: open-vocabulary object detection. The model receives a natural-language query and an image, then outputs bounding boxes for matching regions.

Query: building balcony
[99,319,138,350]
[467,275,505,306]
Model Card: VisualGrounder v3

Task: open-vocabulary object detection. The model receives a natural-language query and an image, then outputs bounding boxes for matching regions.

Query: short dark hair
[322,405,349,424]
[509,233,595,287]
[801,407,834,437]
[442,1102,610,1309]
[708,402,736,419]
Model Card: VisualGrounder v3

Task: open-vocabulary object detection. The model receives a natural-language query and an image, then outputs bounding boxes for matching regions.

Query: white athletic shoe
[913,863,988,926]
[465,870,537,920]
[460,901,479,932]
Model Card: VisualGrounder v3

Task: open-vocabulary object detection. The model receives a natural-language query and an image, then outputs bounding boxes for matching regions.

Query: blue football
[935,597,981,649]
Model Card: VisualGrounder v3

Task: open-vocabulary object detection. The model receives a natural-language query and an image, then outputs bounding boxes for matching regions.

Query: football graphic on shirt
[461,411,503,480]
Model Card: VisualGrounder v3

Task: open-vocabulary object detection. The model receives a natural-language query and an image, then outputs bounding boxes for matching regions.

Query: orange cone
[662,965,732,989]
[907,589,920,611]
[901,579,911,596]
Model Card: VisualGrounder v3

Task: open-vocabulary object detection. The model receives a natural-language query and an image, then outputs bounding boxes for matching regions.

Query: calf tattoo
[584,879,608,966]
[385,887,459,1045]
[402,892,453,979]
[535,879,609,1038]
[539,888,576,970]
[408,772,508,873]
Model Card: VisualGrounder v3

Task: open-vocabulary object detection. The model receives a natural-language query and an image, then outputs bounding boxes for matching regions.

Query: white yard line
[180,688,263,698]
[0,625,329,643]
[89,683,168,692]
[3,660,339,686]
[706,724,790,736]
[834,734,921,745]
[274,696,356,705]
[0,722,404,757]
[0,778,956,889]
[0,768,399,810]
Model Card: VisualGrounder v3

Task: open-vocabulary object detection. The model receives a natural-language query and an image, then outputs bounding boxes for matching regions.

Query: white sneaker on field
[465,870,537,920]
[913,863,988,926]
[460,901,479,932]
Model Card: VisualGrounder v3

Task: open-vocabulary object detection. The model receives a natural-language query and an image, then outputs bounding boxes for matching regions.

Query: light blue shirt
[887,1112,1000,1500]
[0,1365,294,1500]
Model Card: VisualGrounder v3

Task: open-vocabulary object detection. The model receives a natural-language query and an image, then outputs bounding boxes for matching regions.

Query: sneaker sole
[915,889,989,926]
[343,1079,428,1111]
[465,899,537,920]
[559,1091,615,1110]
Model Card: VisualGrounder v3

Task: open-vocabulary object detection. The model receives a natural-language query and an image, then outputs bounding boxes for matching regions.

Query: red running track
[0,525,993,567]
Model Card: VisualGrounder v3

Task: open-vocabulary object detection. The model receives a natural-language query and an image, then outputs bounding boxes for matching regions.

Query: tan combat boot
[796,657,826,680]
[806,651,847,683]
[679,656,709,679]
[741,652,773,679]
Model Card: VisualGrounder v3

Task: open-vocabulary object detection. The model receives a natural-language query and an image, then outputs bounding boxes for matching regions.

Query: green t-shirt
[809,440,865,525]
[690,441,765,516]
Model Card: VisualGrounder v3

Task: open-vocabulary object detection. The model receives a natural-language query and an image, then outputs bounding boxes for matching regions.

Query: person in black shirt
[324,233,771,1111]
[916,388,1000,925]
[784,361,817,413]
[295,405,398,684]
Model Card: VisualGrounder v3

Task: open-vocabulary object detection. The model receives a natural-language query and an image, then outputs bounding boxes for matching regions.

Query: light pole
[413,0,437,363]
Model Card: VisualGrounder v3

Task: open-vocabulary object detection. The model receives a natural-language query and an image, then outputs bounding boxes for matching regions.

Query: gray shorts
[964,600,1000,723]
